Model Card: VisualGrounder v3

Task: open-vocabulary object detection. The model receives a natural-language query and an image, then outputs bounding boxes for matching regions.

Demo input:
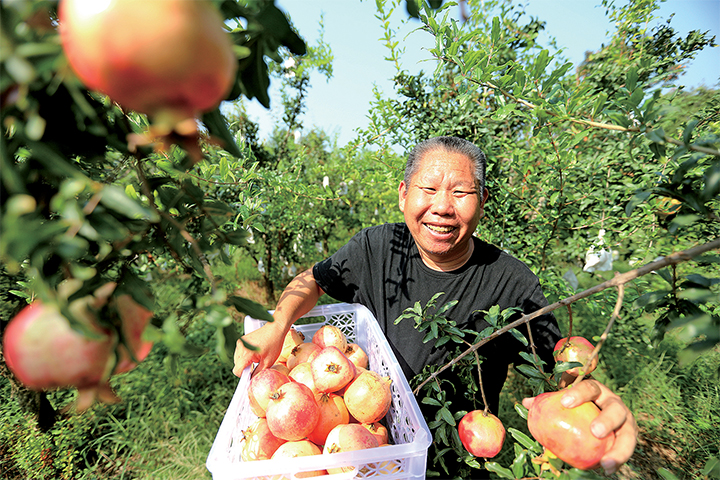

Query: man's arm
[232,268,324,377]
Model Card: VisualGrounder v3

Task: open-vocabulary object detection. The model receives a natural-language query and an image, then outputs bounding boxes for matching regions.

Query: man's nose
[431,191,454,216]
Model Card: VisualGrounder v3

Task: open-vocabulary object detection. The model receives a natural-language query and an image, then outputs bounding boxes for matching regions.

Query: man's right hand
[232,319,289,377]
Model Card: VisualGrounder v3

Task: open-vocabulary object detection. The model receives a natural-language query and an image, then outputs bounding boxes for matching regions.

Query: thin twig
[572,278,624,387]
[413,237,720,395]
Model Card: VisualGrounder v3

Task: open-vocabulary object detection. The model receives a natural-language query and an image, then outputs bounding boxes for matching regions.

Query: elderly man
[233,136,637,477]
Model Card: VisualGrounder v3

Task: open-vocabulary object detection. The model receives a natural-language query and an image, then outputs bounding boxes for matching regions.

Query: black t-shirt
[313,222,561,413]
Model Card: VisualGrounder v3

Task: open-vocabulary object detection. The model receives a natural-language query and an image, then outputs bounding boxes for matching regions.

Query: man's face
[399,148,488,270]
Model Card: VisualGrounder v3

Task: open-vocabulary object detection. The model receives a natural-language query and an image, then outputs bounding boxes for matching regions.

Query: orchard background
[1,0,718,479]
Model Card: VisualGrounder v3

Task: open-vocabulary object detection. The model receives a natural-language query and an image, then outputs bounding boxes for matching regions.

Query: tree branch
[413,236,720,395]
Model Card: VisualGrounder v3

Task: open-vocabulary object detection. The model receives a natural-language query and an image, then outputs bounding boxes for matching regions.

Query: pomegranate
[553,336,599,377]
[527,390,615,470]
[311,324,347,351]
[270,440,326,479]
[247,368,290,417]
[270,363,291,376]
[336,365,366,397]
[345,343,369,369]
[323,423,380,474]
[343,370,392,424]
[3,301,114,391]
[307,392,350,447]
[458,410,506,458]
[310,346,356,393]
[362,421,389,445]
[286,342,321,371]
[2,282,153,410]
[278,327,305,363]
[288,362,319,394]
[58,0,237,128]
[265,382,320,441]
[240,417,286,461]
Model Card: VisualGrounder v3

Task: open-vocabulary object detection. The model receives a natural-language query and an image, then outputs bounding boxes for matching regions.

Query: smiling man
[233,136,637,478]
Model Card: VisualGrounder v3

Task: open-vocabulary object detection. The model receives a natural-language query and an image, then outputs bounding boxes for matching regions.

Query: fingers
[232,337,257,377]
[559,379,638,475]
[599,411,638,474]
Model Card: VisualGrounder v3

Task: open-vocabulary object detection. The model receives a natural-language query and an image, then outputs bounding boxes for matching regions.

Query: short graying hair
[404,136,486,191]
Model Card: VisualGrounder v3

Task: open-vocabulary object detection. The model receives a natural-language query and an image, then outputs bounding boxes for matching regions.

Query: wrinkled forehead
[412,148,480,186]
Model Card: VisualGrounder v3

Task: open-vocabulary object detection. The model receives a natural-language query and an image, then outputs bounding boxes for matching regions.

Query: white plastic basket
[206,303,432,479]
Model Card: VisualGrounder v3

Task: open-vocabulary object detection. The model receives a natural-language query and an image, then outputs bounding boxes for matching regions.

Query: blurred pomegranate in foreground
[3,283,154,410]
[58,0,237,131]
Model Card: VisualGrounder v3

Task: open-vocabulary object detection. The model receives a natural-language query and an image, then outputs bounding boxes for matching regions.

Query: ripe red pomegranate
[310,346,356,394]
[307,392,350,447]
[311,325,347,351]
[240,417,286,462]
[270,440,326,478]
[286,342,321,371]
[3,283,154,410]
[361,421,389,445]
[527,390,615,470]
[247,368,290,417]
[343,370,392,424]
[553,336,599,376]
[58,0,237,128]
[344,343,369,369]
[288,361,319,395]
[323,423,379,474]
[458,410,506,458]
[278,327,305,363]
[265,382,320,442]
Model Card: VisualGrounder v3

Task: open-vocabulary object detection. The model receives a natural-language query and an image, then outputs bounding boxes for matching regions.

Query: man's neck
[420,238,475,272]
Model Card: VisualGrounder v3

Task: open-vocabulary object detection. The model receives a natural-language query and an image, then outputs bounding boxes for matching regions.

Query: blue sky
[243,0,720,146]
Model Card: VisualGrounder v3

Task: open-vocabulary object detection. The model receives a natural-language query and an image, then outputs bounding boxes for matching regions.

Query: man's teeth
[427,225,454,233]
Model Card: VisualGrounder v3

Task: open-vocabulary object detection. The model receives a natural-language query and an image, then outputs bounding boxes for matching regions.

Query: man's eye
[421,187,436,193]
[454,190,474,196]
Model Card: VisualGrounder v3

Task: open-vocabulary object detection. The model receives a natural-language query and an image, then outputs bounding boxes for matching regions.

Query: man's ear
[478,187,490,217]
[481,187,489,206]
[398,181,407,212]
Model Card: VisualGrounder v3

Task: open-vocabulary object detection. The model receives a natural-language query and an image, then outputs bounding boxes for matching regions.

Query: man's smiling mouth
[425,224,456,234]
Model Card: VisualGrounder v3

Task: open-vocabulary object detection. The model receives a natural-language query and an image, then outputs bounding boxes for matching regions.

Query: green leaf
[202,109,243,158]
[491,17,501,45]
[509,328,528,346]
[422,397,443,407]
[591,92,607,118]
[226,295,273,322]
[510,427,537,450]
[516,364,547,380]
[626,68,638,91]
[628,86,644,108]
[100,184,159,221]
[485,462,515,479]
[658,467,681,480]
[682,118,699,144]
[625,189,652,216]
[406,0,420,18]
[438,406,456,426]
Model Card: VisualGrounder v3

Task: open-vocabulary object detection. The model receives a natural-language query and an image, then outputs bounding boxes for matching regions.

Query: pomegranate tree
[527,390,615,470]
[58,0,237,130]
